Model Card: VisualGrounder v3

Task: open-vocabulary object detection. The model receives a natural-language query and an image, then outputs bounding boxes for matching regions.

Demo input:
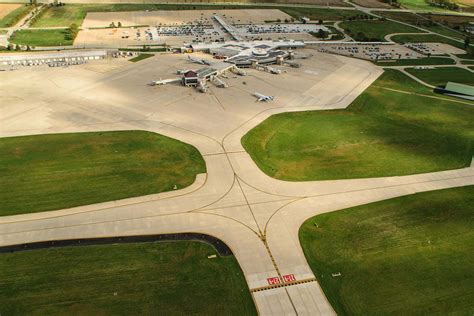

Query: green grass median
[299,186,474,315]
[242,69,473,181]
[0,241,256,315]
[0,131,206,216]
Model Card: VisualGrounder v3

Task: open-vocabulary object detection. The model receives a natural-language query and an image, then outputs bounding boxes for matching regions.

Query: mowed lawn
[9,29,73,46]
[0,241,256,315]
[32,4,363,27]
[405,66,474,86]
[340,19,420,41]
[0,131,206,216]
[242,70,473,181]
[299,186,474,315]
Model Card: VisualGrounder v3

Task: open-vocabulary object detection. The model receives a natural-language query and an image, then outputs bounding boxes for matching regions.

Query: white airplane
[253,92,274,102]
[187,55,211,66]
[150,78,181,86]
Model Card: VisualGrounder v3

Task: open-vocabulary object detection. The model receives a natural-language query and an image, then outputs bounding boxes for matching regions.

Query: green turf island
[0,131,206,216]
[0,4,33,28]
[0,241,257,315]
[242,69,474,181]
[299,186,474,315]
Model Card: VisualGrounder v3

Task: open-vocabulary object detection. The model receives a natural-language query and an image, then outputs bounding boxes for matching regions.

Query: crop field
[299,186,474,315]
[340,19,420,41]
[0,4,32,28]
[405,66,474,86]
[242,69,474,181]
[0,241,256,315]
[9,29,72,47]
[0,131,205,216]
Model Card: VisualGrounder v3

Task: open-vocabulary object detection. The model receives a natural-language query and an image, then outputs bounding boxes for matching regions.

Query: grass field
[129,53,154,62]
[299,186,474,315]
[0,131,206,216]
[0,4,32,28]
[32,3,362,27]
[9,29,72,47]
[0,241,256,315]
[376,56,455,66]
[405,66,474,86]
[242,70,473,181]
[340,19,420,41]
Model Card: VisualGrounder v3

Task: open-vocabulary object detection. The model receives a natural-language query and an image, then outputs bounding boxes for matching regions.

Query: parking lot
[316,42,423,61]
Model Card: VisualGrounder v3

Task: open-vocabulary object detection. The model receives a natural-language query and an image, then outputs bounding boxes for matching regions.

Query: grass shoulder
[405,66,474,86]
[299,186,474,315]
[0,131,206,216]
[0,240,256,315]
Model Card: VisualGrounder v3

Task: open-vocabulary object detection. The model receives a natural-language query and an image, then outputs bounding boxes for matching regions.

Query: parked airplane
[253,92,274,102]
[187,55,211,66]
[150,78,181,86]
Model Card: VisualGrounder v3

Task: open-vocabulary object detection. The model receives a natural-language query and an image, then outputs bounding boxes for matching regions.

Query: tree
[69,23,79,40]
[15,44,21,51]
[110,21,115,28]
[465,36,470,49]
[317,29,328,39]
[117,21,122,27]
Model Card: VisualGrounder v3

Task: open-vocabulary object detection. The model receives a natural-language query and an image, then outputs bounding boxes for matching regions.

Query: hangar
[435,82,474,101]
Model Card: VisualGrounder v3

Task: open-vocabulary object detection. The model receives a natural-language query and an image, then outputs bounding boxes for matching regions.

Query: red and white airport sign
[267,277,281,285]
[282,274,296,282]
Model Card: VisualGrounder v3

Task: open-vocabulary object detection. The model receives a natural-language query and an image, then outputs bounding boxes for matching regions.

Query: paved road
[1,51,473,315]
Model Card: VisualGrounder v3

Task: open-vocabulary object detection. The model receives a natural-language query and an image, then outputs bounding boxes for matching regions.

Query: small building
[434,81,474,101]
[182,70,199,86]
[301,17,310,24]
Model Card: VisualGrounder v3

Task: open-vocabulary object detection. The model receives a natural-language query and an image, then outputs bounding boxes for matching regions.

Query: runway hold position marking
[267,277,281,285]
[283,274,296,283]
